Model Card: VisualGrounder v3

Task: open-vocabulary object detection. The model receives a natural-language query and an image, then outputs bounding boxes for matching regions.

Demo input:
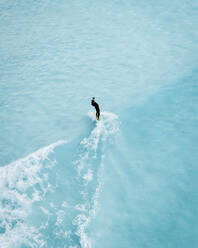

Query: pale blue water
[0,0,198,247]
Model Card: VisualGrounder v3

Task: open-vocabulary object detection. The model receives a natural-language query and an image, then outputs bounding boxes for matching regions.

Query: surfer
[91,97,100,120]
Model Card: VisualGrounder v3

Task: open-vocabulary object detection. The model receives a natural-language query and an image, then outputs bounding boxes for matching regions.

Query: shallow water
[0,0,198,247]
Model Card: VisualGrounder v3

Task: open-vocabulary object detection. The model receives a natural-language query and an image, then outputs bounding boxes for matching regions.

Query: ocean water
[0,0,198,247]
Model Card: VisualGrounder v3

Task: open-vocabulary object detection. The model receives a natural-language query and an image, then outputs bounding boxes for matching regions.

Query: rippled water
[0,0,198,247]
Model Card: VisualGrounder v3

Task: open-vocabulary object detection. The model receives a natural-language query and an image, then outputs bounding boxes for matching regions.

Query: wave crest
[0,140,66,248]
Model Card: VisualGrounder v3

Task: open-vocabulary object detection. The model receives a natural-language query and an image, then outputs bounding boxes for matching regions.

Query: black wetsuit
[91,99,100,119]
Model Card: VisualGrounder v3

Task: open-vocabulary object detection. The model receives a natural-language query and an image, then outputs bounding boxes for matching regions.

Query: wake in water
[0,112,119,248]
[73,112,119,248]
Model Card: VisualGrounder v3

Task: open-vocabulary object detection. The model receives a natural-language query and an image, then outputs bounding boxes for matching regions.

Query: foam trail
[0,140,66,248]
[73,112,119,248]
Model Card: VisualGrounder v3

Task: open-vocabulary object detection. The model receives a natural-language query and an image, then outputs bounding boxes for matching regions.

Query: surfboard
[96,115,101,121]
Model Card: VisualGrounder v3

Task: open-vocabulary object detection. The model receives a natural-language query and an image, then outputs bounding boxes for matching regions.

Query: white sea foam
[55,209,65,226]
[83,169,93,183]
[0,140,66,248]
[73,180,103,248]
[61,201,69,208]
[84,111,119,150]
[76,111,119,173]
[73,112,119,248]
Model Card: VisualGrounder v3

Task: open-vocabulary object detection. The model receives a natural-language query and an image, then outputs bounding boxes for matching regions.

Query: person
[91,97,100,120]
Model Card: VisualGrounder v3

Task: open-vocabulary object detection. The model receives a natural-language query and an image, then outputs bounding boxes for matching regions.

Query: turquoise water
[0,0,198,247]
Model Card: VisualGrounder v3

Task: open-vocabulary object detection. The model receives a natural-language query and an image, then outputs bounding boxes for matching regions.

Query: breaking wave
[0,140,66,248]
[0,112,119,248]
